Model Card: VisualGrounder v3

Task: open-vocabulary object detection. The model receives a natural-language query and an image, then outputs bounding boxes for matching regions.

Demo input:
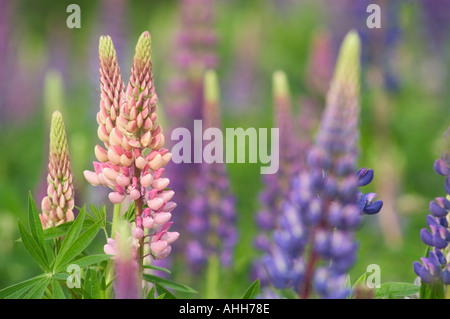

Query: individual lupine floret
[414,138,450,285]
[40,111,75,229]
[84,32,178,267]
[185,70,237,270]
[262,31,382,299]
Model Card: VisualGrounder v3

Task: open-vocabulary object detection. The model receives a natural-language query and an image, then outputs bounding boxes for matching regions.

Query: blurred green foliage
[0,0,449,298]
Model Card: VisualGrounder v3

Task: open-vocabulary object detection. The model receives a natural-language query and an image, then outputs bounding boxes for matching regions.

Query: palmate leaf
[54,219,103,272]
[154,283,177,299]
[143,264,171,274]
[55,206,87,261]
[27,192,48,255]
[352,272,368,290]
[52,278,66,299]
[143,274,197,294]
[22,276,52,299]
[18,221,50,272]
[84,268,101,299]
[70,254,111,269]
[242,279,260,299]
[146,286,156,299]
[121,201,135,223]
[0,274,48,299]
[375,282,420,299]
[43,221,73,240]
[43,219,95,241]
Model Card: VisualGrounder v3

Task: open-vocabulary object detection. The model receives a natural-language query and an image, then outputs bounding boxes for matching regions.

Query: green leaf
[420,281,445,299]
[52,278,65,299]
[53,273,69,282]
[352,272,368,290]
[154,283,177,299]
[28,192,46,250]
[70,254,111,269]
[88,205,107,228]
[375,282,420,299]
[143,274,197,294]
[84,268,101,299]
[242,279,260,299]
[146,286,156,299]
[156,293,166,299]
[22,276,51,299]
[0,274,48,299]
[42,219,96,241]
[43,222,73,240]
[143,264,172,274]
[18,221,49,271]
[121,201,135,223]
[56,207,87,259]
[54,218,102,272]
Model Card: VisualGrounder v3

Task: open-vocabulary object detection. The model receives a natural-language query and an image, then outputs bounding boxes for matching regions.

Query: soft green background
[0,0,449,298]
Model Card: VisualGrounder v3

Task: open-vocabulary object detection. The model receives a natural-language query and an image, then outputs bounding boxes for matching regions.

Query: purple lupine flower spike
[164,0,217,226]
[414,130,450,285]
[262,31,382,299]
[253,71,302,286]
[186,70,237,270]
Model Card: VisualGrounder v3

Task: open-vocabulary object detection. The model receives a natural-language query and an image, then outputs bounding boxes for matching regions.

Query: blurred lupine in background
[252,70,302,286]
[40,111,75,229]
[185,71,237,288]
[262,31,383,299]
[164,0,218,230]
[328,0,404,248]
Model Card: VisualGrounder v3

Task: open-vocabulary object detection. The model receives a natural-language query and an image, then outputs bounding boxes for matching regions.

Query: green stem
[111,204,122,236]
[104,203,121,299]
[205,254,220,299]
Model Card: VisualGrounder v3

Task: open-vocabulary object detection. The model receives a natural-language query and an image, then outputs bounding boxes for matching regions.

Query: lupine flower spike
[414,128,450,285]
[165,0,218,233]
[85,32,178,271]
[262,31,382,299]
[253,71,300,286]
[186,70,238,270]
[40,111,75,229]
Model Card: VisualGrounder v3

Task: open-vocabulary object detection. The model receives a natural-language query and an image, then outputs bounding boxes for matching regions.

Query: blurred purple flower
[262,32,382,299]
[185,71,238,270]
[414,131,450,285]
